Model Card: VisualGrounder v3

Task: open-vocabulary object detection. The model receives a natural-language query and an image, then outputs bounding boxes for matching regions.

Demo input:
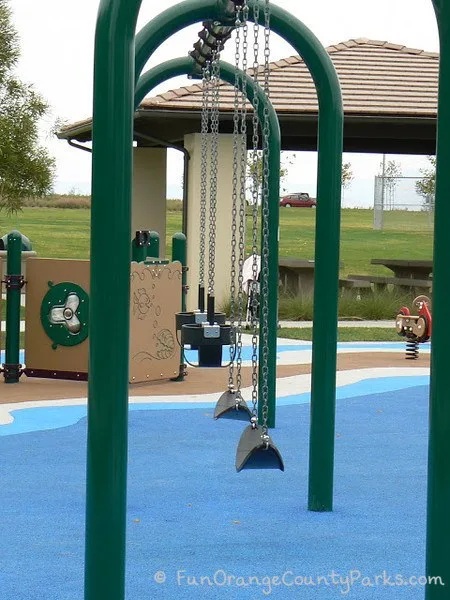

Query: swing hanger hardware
[201,21,235,45]
[189,1,245,74]
[216,0,245,25]
[194,310,208,324]
[189,21,233,74]
[202,323,221,339]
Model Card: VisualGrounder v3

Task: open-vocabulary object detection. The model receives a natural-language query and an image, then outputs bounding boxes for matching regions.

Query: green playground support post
[3,231,23,384]
[86,1,142,600]
[131,233,147,263]
[426,2,450,597]
[263,2,343,512]
[172,232,187,313]
[172,232,188,381]
[147,230,160,259]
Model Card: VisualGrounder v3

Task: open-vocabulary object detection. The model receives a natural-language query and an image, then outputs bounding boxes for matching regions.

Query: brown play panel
[24,258,182,383]
[25,258,90,379]
[129,261,181,382]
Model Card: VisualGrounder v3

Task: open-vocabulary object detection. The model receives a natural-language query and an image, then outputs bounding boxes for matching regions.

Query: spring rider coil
[395,295,432,359]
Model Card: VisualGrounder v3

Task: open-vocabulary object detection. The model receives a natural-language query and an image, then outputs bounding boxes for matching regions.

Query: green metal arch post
[135,0,343,511]
[135,56,281,428]
[426,2,450,597]
[87,1,142,599]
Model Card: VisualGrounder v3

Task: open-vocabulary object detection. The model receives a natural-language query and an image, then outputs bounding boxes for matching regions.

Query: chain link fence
[373,176,435,231]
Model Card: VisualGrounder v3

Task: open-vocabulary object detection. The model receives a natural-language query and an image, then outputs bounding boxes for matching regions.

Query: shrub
[23,194,91,209]
[220,288,422,321]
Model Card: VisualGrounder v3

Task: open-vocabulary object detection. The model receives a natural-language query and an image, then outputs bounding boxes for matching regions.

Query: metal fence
[373,175,435,231]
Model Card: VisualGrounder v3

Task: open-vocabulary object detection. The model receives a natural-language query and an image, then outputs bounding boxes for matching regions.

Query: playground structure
[0,230,186,384]
[396,295,432,360]
[1,1,449,599]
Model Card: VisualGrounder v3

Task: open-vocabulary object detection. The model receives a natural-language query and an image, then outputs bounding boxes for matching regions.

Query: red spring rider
[395,295,432,359]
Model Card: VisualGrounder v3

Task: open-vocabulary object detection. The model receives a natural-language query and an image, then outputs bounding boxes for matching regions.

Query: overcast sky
[10,0,440,205]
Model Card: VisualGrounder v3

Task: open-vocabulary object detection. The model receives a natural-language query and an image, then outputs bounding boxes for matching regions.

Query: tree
[415,155,436,211]
[342,162,353,190]
[378,157,402,209]
[341,161,353,205]
[0,0,55,213]
[246,151,293,204]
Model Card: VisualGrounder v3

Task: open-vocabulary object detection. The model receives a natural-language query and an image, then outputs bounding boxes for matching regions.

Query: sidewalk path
[278,320,394,328]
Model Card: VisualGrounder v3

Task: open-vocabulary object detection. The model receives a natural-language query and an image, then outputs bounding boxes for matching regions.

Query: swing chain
[249,0,260,424]
[236,2,249,394]
[208,50,221,297]
[199,67,211,289]
[228,5,243,390]
[260,0,271,436]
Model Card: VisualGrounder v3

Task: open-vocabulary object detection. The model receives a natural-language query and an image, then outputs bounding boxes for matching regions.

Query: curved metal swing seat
[214,389,252,420]
[235,424,285,472]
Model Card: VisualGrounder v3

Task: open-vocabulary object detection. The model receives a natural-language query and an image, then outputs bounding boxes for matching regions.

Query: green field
[0,206,433,278]
[0,299,25,319]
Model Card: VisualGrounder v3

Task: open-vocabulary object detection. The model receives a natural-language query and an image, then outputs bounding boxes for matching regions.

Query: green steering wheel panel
[40,281,89,347]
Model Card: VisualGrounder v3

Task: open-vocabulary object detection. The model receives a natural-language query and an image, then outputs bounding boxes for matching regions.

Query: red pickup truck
[279,193,317,208]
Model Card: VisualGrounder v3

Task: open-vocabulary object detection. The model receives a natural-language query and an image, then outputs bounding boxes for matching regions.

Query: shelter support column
[132,147,167,252]
[184,133,240,311]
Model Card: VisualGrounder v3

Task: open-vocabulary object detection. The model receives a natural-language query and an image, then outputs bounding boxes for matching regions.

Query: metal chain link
[249,0,261,423]
[235,1,249,395]
[260,0,271,437]
[208,50,221,297]
[199,67,211,288]
[228,5,242,388]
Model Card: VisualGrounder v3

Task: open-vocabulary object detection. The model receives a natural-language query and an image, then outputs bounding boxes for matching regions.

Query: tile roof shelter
[57,38,440,310]
[59,39,439,154]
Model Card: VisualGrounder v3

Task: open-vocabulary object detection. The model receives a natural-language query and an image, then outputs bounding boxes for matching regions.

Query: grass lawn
[277,327,401,342]
[278,207,433,277]
[0,206,433,278]
[0,299,25,319]
[0,331,24,351]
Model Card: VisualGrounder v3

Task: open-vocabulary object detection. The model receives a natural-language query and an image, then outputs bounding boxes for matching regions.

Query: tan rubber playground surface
[0,351,430,404]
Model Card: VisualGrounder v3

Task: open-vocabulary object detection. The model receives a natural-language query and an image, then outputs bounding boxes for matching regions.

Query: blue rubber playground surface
[0,371,436,599]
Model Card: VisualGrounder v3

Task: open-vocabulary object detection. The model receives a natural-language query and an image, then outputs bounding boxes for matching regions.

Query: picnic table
[279,259,315,296]
[347,258,433,294]
[278,258,343,296]
[370,259,433,280]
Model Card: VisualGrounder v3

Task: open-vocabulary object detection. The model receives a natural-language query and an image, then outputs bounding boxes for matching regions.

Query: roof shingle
[140,38,439,118]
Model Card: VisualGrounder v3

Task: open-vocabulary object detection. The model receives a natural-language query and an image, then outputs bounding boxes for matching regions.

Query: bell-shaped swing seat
[235,424,285,472]
[214,389,251,420]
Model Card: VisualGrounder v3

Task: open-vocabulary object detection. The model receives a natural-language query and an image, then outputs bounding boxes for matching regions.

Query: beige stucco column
[184,133,242,311]
[132,147,167,255]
